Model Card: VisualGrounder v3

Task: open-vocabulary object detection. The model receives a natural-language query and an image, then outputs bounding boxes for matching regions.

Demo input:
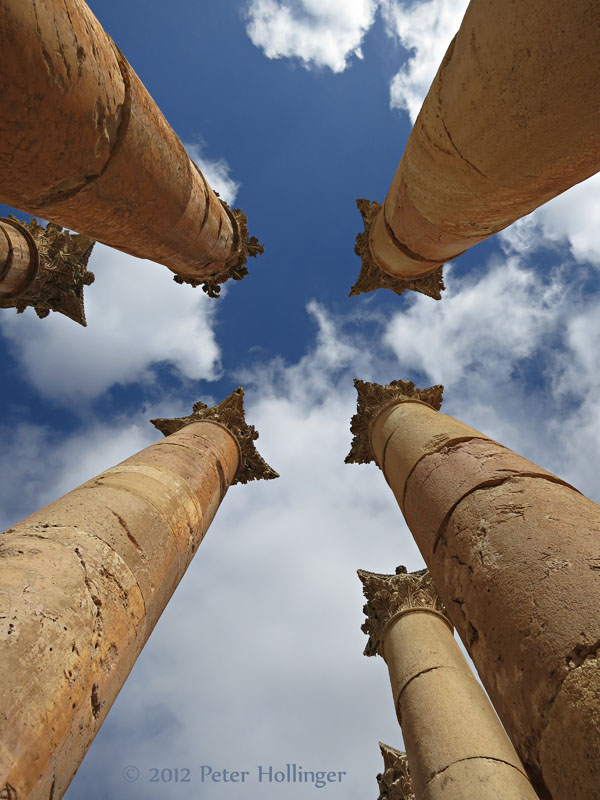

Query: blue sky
[2,0,600,797]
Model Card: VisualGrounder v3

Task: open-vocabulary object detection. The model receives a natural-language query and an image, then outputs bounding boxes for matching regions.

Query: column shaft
[0,219,36,298]
[368,0,600,279]
[1,420,238,798]
[384,610,536,800]
[0,0,256,286]
[352,384,600,799]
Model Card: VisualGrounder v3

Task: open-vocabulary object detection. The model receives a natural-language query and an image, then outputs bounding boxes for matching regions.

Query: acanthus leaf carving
[150,386,279,486]
[358,566,449,658]
[350,199,445,300]
[173,202,264,298]
[0,217,95,326]
[376,742,415,800]
[345,378,443,466]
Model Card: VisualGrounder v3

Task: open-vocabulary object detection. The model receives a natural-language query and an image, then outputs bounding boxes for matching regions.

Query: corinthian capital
[151,387,279,485]
[358,567,449,657]
[345,378,443,465]
[0,216,95,326]
[376,742,415,800]
[173,203,264,298]
[350,199,445,300]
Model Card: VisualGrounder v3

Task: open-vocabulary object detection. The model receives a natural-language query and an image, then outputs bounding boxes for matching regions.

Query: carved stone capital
[150,387,279,486]
[173,203,264,298]
[376,742,415,800]
[350,199,445,300]
[345,378,443,465]
[0,217,95,326]
[358,566,449,658]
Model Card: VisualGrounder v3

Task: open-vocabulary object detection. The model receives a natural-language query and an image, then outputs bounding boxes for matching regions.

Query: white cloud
[8,263,600,800]
[185,143,240,206]
[245,0,379,72]
[500,171,600,267]
[381,0,469,122]
[0,245,222,402]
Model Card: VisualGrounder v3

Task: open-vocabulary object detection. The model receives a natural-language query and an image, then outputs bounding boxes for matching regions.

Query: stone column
[376,742,415,800]
[347,379,600,800]
[359,567,538,800]
[351,0,600,300]
[0,0,263,297]
[0,216,95,325]
[0,388,277,800]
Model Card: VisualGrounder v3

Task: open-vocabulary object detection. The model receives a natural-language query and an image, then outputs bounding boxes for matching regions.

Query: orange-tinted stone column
[347,379,600,800]
[0,216,95,325]
[351,0,600,300]
[0,388,277,800]
[359,568,538,800]
[0,0,263,295]
[376,742,415,800]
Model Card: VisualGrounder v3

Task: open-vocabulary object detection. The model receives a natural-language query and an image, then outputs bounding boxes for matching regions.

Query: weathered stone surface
[0,388,277,797]
[0,0,126,204]
[403,437,576,555]
[372,404,488,508]
[399,663,529,798]
[0,528,145,800]
[429,477,600,798]
[352,384,600,799]
[540,656,600,800]
[152,387,279,485]
[359,567,537,800]
[420,758,539,800]
[366,0,600,280]
[0,0,263,289]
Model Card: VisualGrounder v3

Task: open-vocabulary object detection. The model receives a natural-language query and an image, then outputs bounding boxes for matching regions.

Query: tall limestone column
[359,567,538,800]
[346,379,600,800]
[0,216,95,325]
[0,388,278,800]
[351,0,600,300]
[0,0,263,297]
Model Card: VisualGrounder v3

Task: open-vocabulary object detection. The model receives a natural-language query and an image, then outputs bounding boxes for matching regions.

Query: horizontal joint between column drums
[432,472,583,554]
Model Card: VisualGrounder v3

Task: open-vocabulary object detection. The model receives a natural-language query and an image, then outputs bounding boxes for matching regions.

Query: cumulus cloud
[500,171,600,267]
[243,0,471,120]
[0,245,222,403]
[381,0,469,121]
[185,143,240,206]
[0,418,158,532]
[8,258,600,800]
[245,0,379,72]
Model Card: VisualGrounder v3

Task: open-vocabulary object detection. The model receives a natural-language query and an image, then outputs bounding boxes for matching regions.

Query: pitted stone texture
[0,419,240,798]
[427,477,600,797]
[398,666,530,799]
[379,608,536,800]
[373,0,600,277]
[384,612,462,706]
[0,0,125,205]
[370,403,488,507]
[420,758,538,800]
[403,437,574,555]
[0,0,258,286]
[540,656,600,800]
[34,58,233,280]
[0,528,145,800]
